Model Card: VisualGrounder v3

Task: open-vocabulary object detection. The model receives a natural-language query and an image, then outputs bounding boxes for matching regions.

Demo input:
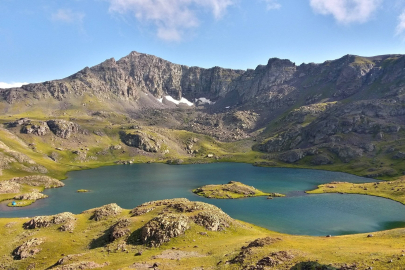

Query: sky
[1,0,405,87]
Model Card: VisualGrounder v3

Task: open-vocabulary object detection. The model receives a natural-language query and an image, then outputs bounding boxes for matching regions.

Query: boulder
[24,212,75,230]
[142,214,190,247]
[12,238,44,260]
[109,218,131,242]
[121,131,160,152]
[7,118,31,127]
[21,122,49,136]
[47,119,79,139]
[83,203,123,221]
[193,210,232,231]
[246,237,282,248]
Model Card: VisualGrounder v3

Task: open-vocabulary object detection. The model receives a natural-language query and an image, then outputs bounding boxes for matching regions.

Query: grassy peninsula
[193,181,284,199]
[307,179,405,205]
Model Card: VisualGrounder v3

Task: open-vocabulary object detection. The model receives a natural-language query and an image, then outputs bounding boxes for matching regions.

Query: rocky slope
[1,52,405,181]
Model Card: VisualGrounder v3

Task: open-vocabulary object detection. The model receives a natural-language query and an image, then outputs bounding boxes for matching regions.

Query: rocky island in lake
[193,181,284,199]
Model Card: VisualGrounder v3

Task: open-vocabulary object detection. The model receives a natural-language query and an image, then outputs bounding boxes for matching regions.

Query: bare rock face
[141,214,190,247]
[12,238,44,260]
[122,131,160,152]
[47,119,79,139]
[83,203,123,221]
[109,218,131,242]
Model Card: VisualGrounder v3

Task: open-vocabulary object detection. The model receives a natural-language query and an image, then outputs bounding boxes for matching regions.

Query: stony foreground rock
[142,214,190,247]
[83,203,123,221]
[135,198,237,247]
[109,218,131,242]
[24,212,76,231]
[12,238,44,260]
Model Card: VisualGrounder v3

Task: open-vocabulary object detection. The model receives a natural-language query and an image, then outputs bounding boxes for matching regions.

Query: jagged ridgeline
[1,52,405,179]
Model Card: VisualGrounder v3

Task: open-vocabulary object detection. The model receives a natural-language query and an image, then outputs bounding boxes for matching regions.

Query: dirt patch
[129,262,154,269]
[52,261,109,270]
[155,250,205,260]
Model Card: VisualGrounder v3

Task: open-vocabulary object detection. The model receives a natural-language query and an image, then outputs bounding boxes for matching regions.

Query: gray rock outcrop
[121,131,160,152]
[12,238,44,260]
[83,203,123,221]
[141,214,190,247]
[21,122,49,136]
[47,119,79,139]
[24,212,76,230]
[109,218,131,242]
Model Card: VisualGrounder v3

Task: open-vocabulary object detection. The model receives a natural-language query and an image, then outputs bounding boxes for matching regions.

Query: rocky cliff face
[0,51,244,104]
[2,52,405,177]
[2,53,405,111]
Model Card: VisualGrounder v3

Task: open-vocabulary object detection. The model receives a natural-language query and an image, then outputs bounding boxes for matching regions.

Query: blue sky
[1,0,405,87]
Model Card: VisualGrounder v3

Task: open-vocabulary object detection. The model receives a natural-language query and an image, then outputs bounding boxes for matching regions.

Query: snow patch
[157,98,163,103]
[195,97,215,105]
[165,95,194,106]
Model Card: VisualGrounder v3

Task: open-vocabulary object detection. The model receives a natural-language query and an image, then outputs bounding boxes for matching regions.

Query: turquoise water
[1,163,405,236]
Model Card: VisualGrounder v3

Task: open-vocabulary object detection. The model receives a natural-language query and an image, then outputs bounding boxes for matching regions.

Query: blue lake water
[1,163,405,236]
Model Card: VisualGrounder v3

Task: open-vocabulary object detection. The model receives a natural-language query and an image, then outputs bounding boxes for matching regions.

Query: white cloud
[310,0,382,24]
[264,0,281,10]
[0,82,29,89]
[51,9,85,24]
[396,10,405,36]
[107,0,235,41]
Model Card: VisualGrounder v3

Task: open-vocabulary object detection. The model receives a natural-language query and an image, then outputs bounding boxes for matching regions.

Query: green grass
[307,178,405,205]
[7,199,35,207]
[1,203,405,269]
